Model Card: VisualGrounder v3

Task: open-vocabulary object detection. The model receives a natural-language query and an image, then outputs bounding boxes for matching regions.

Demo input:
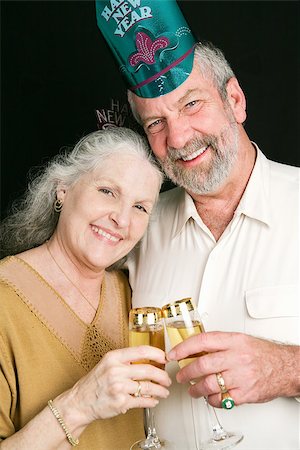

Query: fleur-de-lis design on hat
[129,32,170,67]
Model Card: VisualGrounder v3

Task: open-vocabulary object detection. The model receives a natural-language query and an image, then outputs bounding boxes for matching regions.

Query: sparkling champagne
[129,325,165,369]
[166,319,206,368]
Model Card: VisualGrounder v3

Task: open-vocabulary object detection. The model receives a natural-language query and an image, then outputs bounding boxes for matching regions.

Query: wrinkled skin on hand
[167,331,300,408]
[60,345,171,426]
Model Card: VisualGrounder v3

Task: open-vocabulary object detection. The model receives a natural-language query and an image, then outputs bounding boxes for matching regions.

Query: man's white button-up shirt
[127,148,299,450]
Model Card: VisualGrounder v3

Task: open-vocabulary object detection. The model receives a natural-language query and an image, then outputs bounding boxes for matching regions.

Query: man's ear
[226,77,247,124]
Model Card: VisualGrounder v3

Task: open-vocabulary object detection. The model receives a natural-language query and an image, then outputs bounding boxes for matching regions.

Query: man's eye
[147,119,165,134]
[185,100,199,109]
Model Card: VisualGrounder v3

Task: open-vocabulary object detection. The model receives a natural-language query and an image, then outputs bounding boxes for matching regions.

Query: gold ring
[216,372,227,393]
[216,373,235,409]
[133,381,142,398]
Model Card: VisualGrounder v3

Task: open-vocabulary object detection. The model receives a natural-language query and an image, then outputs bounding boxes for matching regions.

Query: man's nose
[166,116,192,150]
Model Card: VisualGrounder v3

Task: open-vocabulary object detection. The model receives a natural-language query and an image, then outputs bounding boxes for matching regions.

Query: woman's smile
[91,224,123,243]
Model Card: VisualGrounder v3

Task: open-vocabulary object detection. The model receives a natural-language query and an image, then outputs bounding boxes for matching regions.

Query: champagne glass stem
[204,398,228,441]
[143,407,162,449]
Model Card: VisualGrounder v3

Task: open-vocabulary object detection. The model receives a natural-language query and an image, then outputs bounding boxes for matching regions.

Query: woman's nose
[166,116,192,150]
[110,205,130,228]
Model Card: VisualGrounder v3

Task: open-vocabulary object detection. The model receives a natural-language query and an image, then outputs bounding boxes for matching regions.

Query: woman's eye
[98,188,113,196]
[134,204,147,213]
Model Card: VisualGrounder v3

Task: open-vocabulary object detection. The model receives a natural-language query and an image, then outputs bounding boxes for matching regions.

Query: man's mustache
[166,136,217,161]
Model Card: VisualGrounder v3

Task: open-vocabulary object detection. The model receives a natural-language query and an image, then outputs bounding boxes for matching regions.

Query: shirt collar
[235,143,271,226]
[172,188,203,238]
[172,143,271,238]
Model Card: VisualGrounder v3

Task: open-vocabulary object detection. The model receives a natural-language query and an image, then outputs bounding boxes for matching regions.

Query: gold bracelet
[48,400,79,447]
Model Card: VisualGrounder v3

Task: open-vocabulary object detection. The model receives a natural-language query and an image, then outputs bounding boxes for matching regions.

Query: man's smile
[181,145,209,162]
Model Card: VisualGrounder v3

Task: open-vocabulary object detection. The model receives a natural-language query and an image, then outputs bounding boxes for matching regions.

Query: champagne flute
[129,307,169,450]
[162,298,243,450]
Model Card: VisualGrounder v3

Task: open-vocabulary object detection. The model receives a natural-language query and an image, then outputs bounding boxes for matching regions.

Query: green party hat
[95,0,196,98]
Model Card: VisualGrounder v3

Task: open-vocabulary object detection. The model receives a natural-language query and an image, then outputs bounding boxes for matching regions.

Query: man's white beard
[161,112,239,195]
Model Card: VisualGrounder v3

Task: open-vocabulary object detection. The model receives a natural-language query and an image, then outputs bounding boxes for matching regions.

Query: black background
[1,1,299,218]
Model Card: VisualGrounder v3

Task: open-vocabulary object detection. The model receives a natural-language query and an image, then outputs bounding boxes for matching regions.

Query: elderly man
[127,40,299,449]
[96,2,299,448]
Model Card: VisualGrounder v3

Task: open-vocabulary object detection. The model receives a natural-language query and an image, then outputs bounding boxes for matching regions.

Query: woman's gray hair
[128,41,235,124]
[0,127,163,258]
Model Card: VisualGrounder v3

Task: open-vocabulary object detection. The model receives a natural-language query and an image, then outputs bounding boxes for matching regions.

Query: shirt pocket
[244,285,299,344]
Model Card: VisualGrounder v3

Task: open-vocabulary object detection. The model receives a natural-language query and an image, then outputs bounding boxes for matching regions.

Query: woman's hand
[0,346,171,450]
[56,345,171,426]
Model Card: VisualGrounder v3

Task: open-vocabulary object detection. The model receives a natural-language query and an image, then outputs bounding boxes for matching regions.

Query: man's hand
[167,331,300,408]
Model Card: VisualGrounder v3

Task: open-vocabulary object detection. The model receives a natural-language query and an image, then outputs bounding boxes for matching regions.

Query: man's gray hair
[128,41,235,124]
[0,127,163,257]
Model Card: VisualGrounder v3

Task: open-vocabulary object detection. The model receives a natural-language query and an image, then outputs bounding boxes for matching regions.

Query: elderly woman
[0,127,170,449]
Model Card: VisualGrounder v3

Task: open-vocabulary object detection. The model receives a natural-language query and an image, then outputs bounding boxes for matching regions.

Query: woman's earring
[54,199,63,213]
